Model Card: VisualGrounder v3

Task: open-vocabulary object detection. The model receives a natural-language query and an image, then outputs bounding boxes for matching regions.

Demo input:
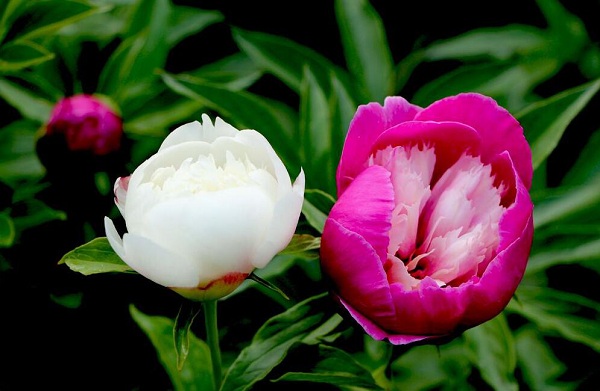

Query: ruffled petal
[337,97,421,195]
[372,121,481,184]
[159,115,239,151]
[415,93,532,188]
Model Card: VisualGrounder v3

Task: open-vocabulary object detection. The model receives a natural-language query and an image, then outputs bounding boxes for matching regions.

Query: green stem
[204,300,222,391]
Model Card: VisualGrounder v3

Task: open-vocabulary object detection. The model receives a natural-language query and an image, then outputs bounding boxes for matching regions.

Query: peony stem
[204,299,222,391]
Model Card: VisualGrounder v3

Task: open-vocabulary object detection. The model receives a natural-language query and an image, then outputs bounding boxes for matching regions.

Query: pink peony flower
[320,93,534,345]
[46,94,122,155]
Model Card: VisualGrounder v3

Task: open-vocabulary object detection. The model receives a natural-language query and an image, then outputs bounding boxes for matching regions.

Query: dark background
[1,1,600,390]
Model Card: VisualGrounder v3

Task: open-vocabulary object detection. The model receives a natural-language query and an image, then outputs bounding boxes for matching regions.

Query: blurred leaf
[299,66,334,193]
[464,314,518,391]
[98,0,170,104]
[0,77,53,122]
[248,273,290,301]
[390,341,473,391]
[161,71,300,170]
[507,286,600,352]
[0,40,54,72]
[12,198,65,232]
[0,211,15,247]
[561,129,600,186]
[0,119,45,183]
[273,344,383,390]
[335,0,394,102]
[412,59,558,111]
[186,52,263,91]
[7,0,105,43]
[516,78,600,170]
[0,0,27,44]
[422,25,547,61]
[59,237,133,275]
[533,174,600,228]
[232,28,363,102]
[220,293,342,391]
[130,304,214,391]
[536,0,588,62]
[516,326,578,391]
[301,198,327,234]
[49,292,83,309]
[125,93,204,137]
[329,73,356,162]
[527,237,600,275]
[166,5,222,46]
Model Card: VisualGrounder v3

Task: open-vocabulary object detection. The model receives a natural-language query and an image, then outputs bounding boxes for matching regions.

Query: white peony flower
[104,115,305,301]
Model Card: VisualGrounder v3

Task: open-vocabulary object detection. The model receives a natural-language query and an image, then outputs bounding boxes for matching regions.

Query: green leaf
[0,40,54,71]
[299,66,335,193]
[527,237,600,274]
[220,293,342,391]
[561,128,600,186]
[173,300,202,371]
[516,326,578,391]
[0,0,27,44]
[463,314,518,391]
[59,237,133,276]
[516,78,600,170]
[390,341,472,391]
[507,286,600,352]
[166,5,223,46]
[0,119,45,183]
[130,304,214,391]
[0,211,15,248]
[0,77,53,123]
[248,273,290,301]
[232,28,362,102]
[12,198,65,232]
[423,25,547,61]
[278,234,321,255]
[335,0,394,102]
[301,198,327,234]
[412,59,558,111]
[187,53,263,91]
[10,0,105,43]
[273,345,383,390]
[98,0,170,103]
[161,71,300,171]
[533,175,600,228]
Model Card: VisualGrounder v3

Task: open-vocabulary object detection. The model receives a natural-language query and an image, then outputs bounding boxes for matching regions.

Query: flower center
[372,145,506,289]
[149,151,277,197]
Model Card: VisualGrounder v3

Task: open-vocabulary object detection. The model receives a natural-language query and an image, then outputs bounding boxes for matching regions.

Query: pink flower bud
[46,94,122,155]
[320,93,534,345]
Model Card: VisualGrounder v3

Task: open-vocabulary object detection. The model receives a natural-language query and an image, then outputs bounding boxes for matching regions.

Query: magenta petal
[415,93,532,188]
[321,218,396,319]
[327,165,394,263]
[372,120,481,183]
[337,97,421,195]
[336,295,432,345]
[463,216,534,326]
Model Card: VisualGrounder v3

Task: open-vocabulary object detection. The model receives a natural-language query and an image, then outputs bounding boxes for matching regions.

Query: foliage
[1,0,599,389]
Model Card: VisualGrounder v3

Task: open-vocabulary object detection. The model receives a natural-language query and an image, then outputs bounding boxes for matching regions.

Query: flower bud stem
[204,299,222,390]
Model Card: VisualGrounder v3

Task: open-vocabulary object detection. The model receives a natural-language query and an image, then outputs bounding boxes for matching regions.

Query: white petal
[139,186,274,281]
[104,216,127,262]
[252,169,305,268]
[122,233,201,288]
[159,121,203,151]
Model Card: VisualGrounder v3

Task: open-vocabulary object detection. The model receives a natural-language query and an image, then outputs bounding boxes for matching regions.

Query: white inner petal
[379,146,505,289]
